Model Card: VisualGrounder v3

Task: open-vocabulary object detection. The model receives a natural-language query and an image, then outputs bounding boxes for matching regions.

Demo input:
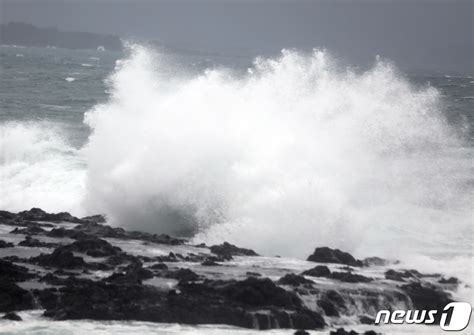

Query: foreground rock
[41,276,325,330]
[0,208,462,332]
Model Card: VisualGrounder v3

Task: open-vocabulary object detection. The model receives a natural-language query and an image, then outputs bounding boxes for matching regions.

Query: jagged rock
[0,240,14,248]
[46,228,88,239]
[307,247,362,266]
[201,259,220,266]
[0,279,34,312]
[80,215,106,223]
[0,210,16,221]
[210,242,259,259]
[278,273,313,286]
[33,248,86,269]
[246,272,262,277]
[438,277,459,284]
[301,265,331,277]
[41,277,324,329]
[318,298,340,317]
[18,236,56,248]
[329,271,373,283]
[166,268,199,282]
[384,269,421,282]
[17,208,82,223]
[359,315,375,324]
[149,263,168,270]
[11,226,46,235]
[61,237,122,257]
[2,312,22,321]
[400,282,452,324]
[362,257,391,267]
[221,277,302,308]
[0,259,35,282]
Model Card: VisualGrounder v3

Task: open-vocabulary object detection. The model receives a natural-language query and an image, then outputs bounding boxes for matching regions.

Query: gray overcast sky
[1,0,473,73]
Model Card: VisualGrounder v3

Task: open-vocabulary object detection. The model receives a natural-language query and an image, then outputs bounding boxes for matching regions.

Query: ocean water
[0,45,473,299]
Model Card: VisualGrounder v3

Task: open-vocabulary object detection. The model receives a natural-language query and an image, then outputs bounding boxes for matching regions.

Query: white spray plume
[82,45,472,258]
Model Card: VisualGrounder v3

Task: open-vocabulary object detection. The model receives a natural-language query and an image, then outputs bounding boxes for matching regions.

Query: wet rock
[221,277,302,308]
[2,312,22,321]
[0,240,14,248]
[385,269,420,282]
[0,259,35,282]
[62,237,122,257]
[246,271,262,277]
[278,273,313,286]
[18,236,56,248]
[329,271,373,283]
[318,298,339,317]
[80,214,106,224]
[301,265,331,277]
[307,247,362,266]
[167,268,200,282]
[11,226,46,235]
[105,262,153,285]
[149,263,168,270]
[46,228,87,239]
[210,242,259,259]
[17,208,82,223]
[33,248,86,269]
[0,210,16,221]
[438,277,459,284]
[0,279,34,312]
[41,276,324,329]
[359,314,375,324]
[201,259,220,266]
[294,330,310,335]
[330,328,359,335]
[400,282,452,324]
[362,257,391,267]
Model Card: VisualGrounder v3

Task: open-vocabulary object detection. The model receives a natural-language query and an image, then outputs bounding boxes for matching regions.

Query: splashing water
[80,45,472,258]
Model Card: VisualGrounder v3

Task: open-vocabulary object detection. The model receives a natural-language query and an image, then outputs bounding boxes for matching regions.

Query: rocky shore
[0,208,461,334]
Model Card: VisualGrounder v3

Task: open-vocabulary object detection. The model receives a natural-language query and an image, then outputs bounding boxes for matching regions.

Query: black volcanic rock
[221,277,301,308]
[62,237,122,257]
[438,277,459,284]
[385,269,421,282]
[33,248,86,269]
[330,329,359,335]
[17,208,82,223]
[2,312,22,321]
[41,276,324,330]
[0,279,34,312]
[294,331,310,335]
[0,259,35,282]
[210,242,259,258]
[307,247,362,266]
[11,226,46,235]
[302,265,331,277]
[81,215,106,224]
[329,271,373,283]
[166,268,200,283]
[0,240,14,248]
[400,282,452,324]
[18,236,57,248]
[278,273,313,286]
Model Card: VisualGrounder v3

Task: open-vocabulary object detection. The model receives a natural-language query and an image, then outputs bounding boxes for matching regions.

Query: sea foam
[81,45,472,258]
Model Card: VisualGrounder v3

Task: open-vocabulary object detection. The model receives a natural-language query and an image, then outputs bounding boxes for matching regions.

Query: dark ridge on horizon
[0,22,122,51]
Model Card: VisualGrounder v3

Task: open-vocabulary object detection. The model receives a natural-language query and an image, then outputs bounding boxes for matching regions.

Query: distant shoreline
[0,22,122,51]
